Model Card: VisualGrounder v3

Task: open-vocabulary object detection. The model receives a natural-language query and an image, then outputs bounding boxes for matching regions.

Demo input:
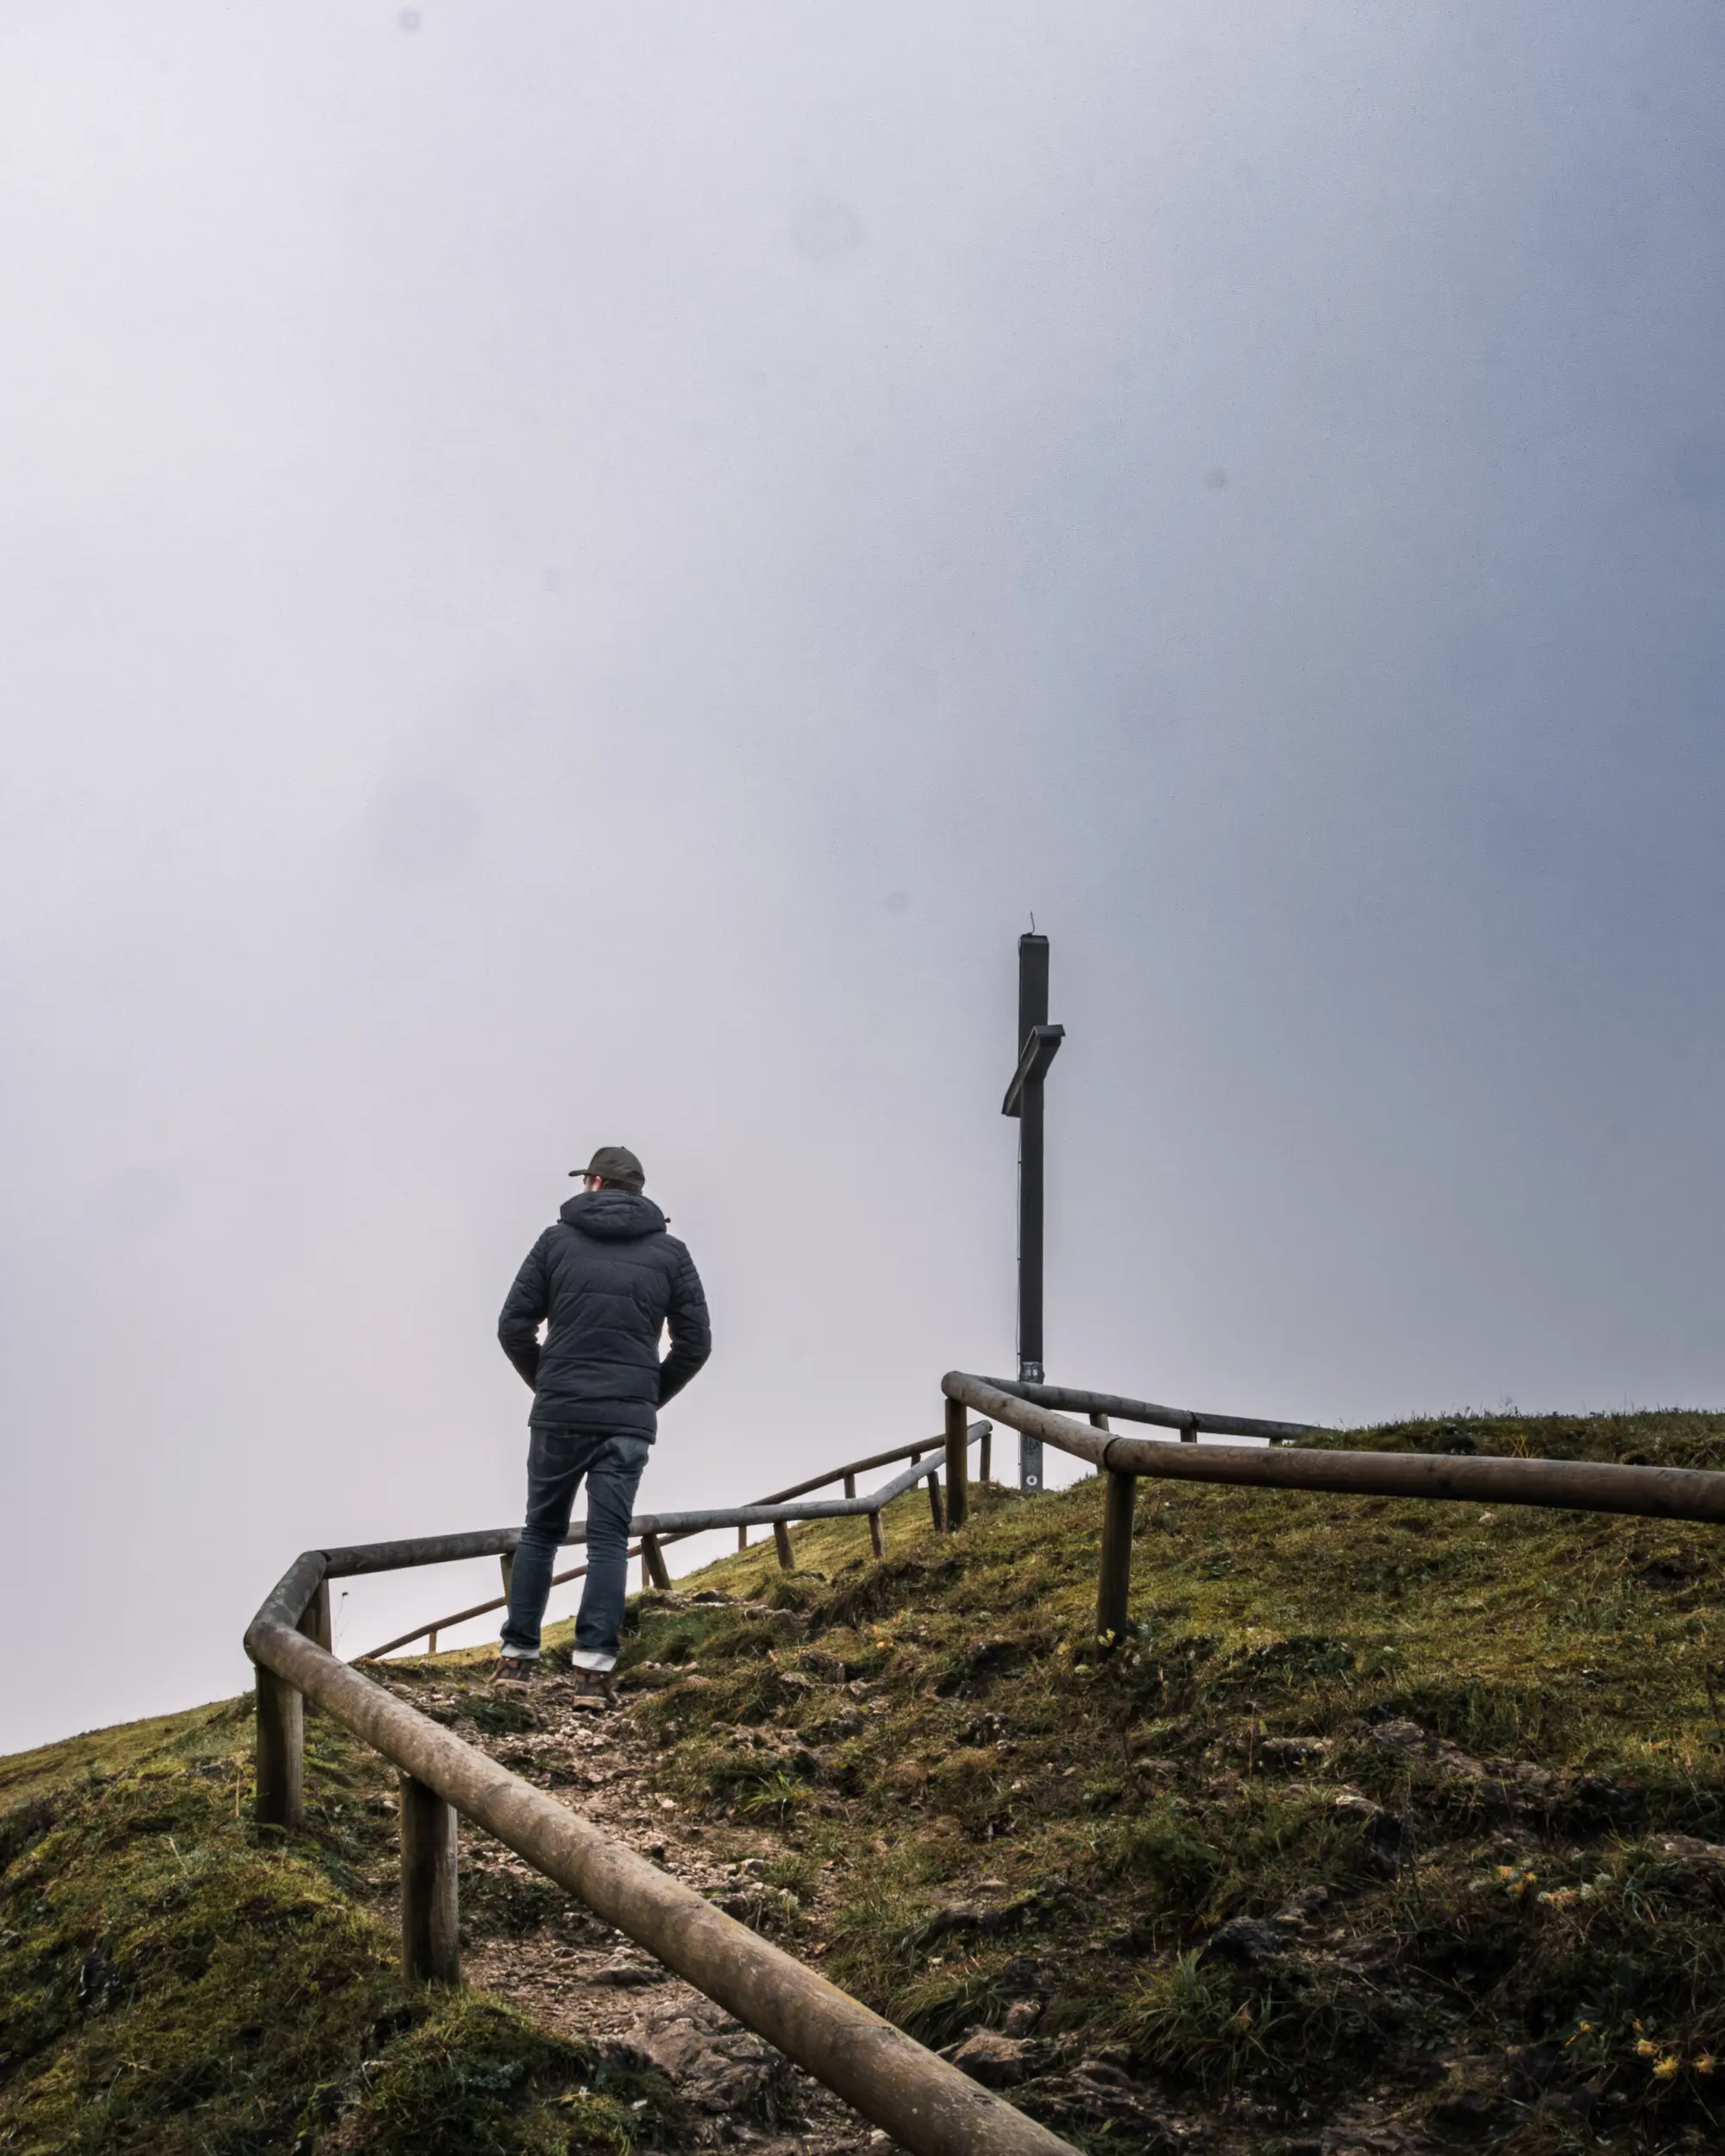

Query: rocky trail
[364,1649,890,2155]
[358,1614,1429,2156]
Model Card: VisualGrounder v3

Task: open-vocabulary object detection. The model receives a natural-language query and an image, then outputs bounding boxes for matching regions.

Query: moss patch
[0,1696,674,2153]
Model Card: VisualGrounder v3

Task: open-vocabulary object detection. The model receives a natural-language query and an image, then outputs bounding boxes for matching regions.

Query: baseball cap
[569,1144,645,1193]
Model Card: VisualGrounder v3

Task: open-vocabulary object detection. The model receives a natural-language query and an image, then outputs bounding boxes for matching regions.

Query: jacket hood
[559,1188,668,1241]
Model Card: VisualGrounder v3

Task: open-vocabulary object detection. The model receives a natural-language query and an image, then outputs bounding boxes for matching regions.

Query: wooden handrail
[943,1369,1725,1650]
[243,1477,1073,2156]
[978,1374,1324,1445]
[357,1429,988,1661]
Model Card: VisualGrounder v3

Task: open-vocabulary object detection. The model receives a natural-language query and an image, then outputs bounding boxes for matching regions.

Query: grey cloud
[4,0,1725,1753]
[373,780,482,882]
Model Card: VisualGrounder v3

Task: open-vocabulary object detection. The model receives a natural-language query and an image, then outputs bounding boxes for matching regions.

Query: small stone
[1001,1997,1043,2036]
[1258,1736,1331,1765]
[1433,1741,1488,1781]
[1200,1916,1287,1966]
[1659,1834,1725,1866]
[1133,1758,1180,1786]
[1367,1717,1427,1755]
[631,2002,794,2119]
[592,1954,665,1987]
[950,2029,1032,2088]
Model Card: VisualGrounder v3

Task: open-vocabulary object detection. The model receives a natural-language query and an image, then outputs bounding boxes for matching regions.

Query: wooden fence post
[773,1521,795,1571]
[869,1509,885,1559]
[1091,1413,1135,1647]
[499,1552,515,1600]
[642,1534,672,1591]
[944,1397,968,1531]
[254,1664,304,1829]
[297,1580,332,1719]
[844,1472,856,1498]
[979,1424,992,1485]
[399,1772,460,1984]
[737,1525,749,1550]
[925,1469,945,1533]
[298,1579,332,1650]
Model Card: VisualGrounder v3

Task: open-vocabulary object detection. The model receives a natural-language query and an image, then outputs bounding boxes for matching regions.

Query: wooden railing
[360,1426,988,1661]
[942,1371,1725,1647]
[244,1418,1082,2156]
[248,1373,1725,2153]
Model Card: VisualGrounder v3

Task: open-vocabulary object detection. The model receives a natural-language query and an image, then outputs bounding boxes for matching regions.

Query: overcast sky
[4,2,1724,1755]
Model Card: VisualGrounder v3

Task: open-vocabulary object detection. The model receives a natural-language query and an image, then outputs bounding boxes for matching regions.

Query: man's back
[498,1187,711,1437]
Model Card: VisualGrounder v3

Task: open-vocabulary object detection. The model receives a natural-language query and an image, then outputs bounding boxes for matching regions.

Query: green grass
[620,1411,1725,2147]
[0,1695,674,2153]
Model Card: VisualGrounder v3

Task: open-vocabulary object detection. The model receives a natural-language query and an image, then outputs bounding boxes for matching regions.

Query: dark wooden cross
[1001,931,1063,1490]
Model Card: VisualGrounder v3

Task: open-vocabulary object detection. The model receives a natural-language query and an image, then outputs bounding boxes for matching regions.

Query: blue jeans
[501,1428,651,1668]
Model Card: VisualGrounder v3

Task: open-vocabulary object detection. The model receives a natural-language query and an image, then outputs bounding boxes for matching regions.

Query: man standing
[495,1144,711,1702]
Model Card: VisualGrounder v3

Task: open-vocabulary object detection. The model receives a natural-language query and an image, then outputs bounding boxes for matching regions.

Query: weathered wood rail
[247,1367,1725,2153]
[943,1370,1725,1647]
[244,1417,1084,2156]
[979,1374,1322,1445]
[364,1426,988,1661]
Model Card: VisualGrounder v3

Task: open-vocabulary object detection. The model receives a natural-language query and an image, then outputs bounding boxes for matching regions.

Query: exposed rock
[630,1999,799,2122]
[1366,1717,1427,1756]
[906,1891,1038,1946]
[1133,1758,1181,1788]
[1019,2066,1194,2145]
[1001,1996,1044,2036]
[591,1952,667,1987]
[1259,1736,1332,1766]
[949,2029,1032,2088]
[1200,1915,1288,1966]
[1658,1833,1725,1867]
[1330,1789,1404,1864]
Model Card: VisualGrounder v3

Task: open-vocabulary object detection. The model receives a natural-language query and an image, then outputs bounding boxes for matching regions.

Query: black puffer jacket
[497,1189,711,1437]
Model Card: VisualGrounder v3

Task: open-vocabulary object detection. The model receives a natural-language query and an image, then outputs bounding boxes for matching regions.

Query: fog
[4,2,1724,1752]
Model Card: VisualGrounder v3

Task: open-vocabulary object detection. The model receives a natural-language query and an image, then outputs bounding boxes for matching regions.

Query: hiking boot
[492,1654,535,1683]
[568,1667,616,1711]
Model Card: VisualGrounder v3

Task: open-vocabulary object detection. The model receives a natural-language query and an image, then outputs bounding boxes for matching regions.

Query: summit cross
[1001,931,1064,1491]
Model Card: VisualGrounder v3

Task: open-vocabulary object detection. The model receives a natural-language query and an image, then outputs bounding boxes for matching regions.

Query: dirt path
[368,1658,888,2153]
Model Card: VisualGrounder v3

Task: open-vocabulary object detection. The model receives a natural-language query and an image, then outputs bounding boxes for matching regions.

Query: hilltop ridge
[5,1409,1725,2153]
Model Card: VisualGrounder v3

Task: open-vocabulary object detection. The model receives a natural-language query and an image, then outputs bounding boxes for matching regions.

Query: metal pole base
[1019,1434,1044,1493]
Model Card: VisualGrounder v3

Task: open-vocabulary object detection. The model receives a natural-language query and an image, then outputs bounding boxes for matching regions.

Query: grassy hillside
[623,1410,1725,2151]
[4,1407,1724,2154]
[0,1694,675,2153]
